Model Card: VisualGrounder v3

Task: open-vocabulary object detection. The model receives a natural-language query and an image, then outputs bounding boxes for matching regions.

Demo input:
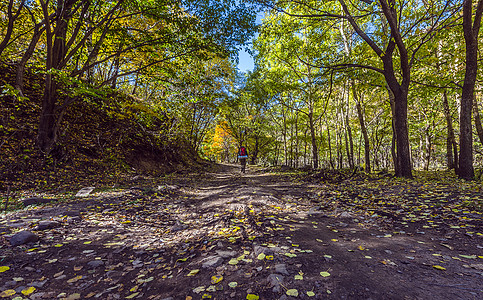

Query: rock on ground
[10,231,39,246]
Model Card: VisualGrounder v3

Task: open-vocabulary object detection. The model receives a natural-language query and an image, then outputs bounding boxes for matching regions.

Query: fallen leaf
[228,258,238,265]
[67,275,82,283]
[125,292,139,299]
[320,271,331,277]
[0,290,16,297]
[433,265,446,271]
[286,289,299,296]
[294,274,303,280]
[307,291,315,297]
[228,282,238,288]
[187,269,200,276]
[211,275,223,284]
[246,294,259,300]
[0,266,10,272]
[65,293,81,300]
[193,286,206,293]
[257,253,266,260]
[21,287,36,296]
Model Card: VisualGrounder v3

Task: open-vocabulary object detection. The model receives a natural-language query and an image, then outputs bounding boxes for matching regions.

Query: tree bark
[38,0,76,154]
[0,0,25,57]
[354,90,371,173]
[473,96,483,146]
[308,111,318,169]
[339,0,412,178]
[15,23,46,94]
[458,0,483,180]
[442,91,458,170]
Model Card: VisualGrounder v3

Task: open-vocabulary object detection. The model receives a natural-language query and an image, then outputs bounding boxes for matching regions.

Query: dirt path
[0,164,482,299]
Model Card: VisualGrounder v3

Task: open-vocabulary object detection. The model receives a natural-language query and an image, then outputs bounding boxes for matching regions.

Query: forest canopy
[2,0,483,181]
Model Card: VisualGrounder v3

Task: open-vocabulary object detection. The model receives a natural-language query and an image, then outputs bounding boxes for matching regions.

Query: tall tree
[257,0,460,177]
[458,0,483,180]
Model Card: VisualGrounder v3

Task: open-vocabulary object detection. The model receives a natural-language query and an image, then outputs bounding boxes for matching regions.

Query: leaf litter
[0,166,481,299]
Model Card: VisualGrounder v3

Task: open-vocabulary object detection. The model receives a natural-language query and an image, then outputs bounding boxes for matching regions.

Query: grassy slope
[0,64,202,192]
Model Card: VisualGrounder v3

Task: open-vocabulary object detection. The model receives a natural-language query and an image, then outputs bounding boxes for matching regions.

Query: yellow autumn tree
[203,121,237,162]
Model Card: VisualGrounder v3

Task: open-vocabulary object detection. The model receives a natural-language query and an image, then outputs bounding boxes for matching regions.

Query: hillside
[0,64,204,193]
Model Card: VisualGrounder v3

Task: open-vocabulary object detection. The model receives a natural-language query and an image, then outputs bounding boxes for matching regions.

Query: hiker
[238,146,248,173]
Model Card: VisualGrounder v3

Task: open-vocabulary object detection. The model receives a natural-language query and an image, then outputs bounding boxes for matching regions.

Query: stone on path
[339,211,352,218]
[201,256,223,269]
[253,245,273,256]
[10,230,39,246]
[274,263,289,275]
[75,187,95,197]
[34,220,61,231]
[267,274,285,293]
[170,221,188,232]
[22,197,57,207]
[87,260,104,268]
[215,250,237,258]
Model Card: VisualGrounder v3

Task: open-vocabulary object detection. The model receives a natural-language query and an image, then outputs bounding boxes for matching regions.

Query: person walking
[238,146,248,173]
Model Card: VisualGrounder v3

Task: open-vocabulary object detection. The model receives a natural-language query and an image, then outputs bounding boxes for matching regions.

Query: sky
[237,48,254,73]
[236,11,264,73]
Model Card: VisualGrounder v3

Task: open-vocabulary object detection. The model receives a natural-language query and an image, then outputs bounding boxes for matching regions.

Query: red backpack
[240,147,247,156]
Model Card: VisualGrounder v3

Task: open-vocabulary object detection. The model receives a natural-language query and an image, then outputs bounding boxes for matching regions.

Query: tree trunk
[388,87,397,173]
[344,85,354,169]
[326,118,334,169]
[251,136,259,165]
[355,94,371,173]
[473,96,483,146]
[442,91,458,170]
[37,0,75,154]
[15,24,46,94]
[423,125,432,171]
[458,0,483,180]
[0,0,25,57]
[308,111,318,169]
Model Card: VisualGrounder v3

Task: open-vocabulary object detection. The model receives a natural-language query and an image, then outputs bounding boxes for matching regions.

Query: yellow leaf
[74,266,83,271]
[320,271,331,277]
[257,253,266,260]
[54,243,63,247]
[125,292,139,299]
[358,245,365,251]
[0,266,10,272]
[21,287,36,296]
[286,289,299,296]
[246,294,259,300]
[228,282,238,288]
[187,269,200,276]
[433,265,446,271]
[65,293,81,300]
[211,275,223,284]
[307,291,315,297]
[0,289,16,297]
[67,275,82,283]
